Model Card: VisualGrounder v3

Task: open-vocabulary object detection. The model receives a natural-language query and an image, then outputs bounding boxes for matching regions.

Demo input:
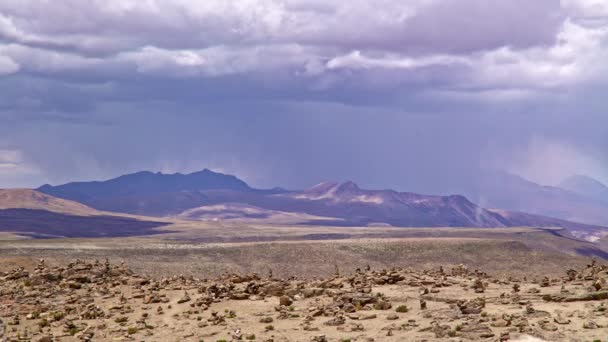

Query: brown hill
[0,189,171,238]
[0,189,101,216]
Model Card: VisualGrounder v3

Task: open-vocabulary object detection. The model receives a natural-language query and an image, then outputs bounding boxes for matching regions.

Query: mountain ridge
[34,169,607,239]
[37,169,252,209]
[559,175,608,204]
[458,169,608,226]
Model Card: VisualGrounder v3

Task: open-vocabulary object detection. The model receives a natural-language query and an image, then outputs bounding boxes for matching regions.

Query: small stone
[279,295,293,306]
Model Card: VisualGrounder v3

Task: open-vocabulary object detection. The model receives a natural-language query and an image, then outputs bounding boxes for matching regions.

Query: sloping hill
[490,209,608,242]
[0,189,170,238]
[0,209,170,238]
[0,189,100,215]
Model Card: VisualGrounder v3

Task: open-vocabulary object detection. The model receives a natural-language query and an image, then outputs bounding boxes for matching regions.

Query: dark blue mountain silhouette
[38,169,251,206]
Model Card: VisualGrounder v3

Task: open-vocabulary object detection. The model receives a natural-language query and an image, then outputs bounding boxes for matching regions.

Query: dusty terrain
[2,256,608,341]
[2,227,608,341]
[0,227,605,279]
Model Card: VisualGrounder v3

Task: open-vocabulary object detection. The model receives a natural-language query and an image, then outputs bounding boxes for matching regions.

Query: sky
[0,0,607,193]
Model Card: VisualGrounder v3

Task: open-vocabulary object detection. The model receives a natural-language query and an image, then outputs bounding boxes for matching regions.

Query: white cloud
[472,18,608,89]
[0,149,44,188]
[326,50,470,70]
[0,149,22,164]
[0,54,19,75]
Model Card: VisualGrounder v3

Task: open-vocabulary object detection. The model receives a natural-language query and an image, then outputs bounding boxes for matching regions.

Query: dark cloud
[0,0,564,55]
[0,0,606,189]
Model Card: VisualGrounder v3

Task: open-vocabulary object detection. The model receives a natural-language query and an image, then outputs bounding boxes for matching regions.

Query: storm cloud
[0,0,607,190]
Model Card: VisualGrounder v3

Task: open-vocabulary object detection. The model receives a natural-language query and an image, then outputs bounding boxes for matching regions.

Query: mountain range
[458,170,608,227]
[33,169,608,240]
[39,172,505,227]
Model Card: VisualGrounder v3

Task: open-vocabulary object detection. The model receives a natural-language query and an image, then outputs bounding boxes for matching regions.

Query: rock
[386,313,399,320]
[360,313,377,320]
[230,292,250,300]
[566,269,577,281]
[542,291,608,302]
[431,323,451,338]
[259,317,273,323]
[539,320,558,331]
[324,316,345,326]
[583,321,600,329]
[457,298,485,315]
[554,314,571,325]
[491,317,510,327]
[177,291,191,304]
[373,300,391,310]
[302,288,324,298]
[279,295,293,306]
[540,276,550,287]
[473,278,485,293]
[232,328,243,340]
[457,322,495,339]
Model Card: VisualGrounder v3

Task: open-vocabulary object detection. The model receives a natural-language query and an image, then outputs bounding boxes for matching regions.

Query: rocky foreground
[1,259,608,341]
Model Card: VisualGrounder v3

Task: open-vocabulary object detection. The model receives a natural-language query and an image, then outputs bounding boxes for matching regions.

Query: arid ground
[2,226,608,341]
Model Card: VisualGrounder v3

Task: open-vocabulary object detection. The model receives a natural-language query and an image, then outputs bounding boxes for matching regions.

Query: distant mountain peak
[336,181,360,192]
[559,174,608,203]
[37,168,252,208]
[302,181,362,200]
